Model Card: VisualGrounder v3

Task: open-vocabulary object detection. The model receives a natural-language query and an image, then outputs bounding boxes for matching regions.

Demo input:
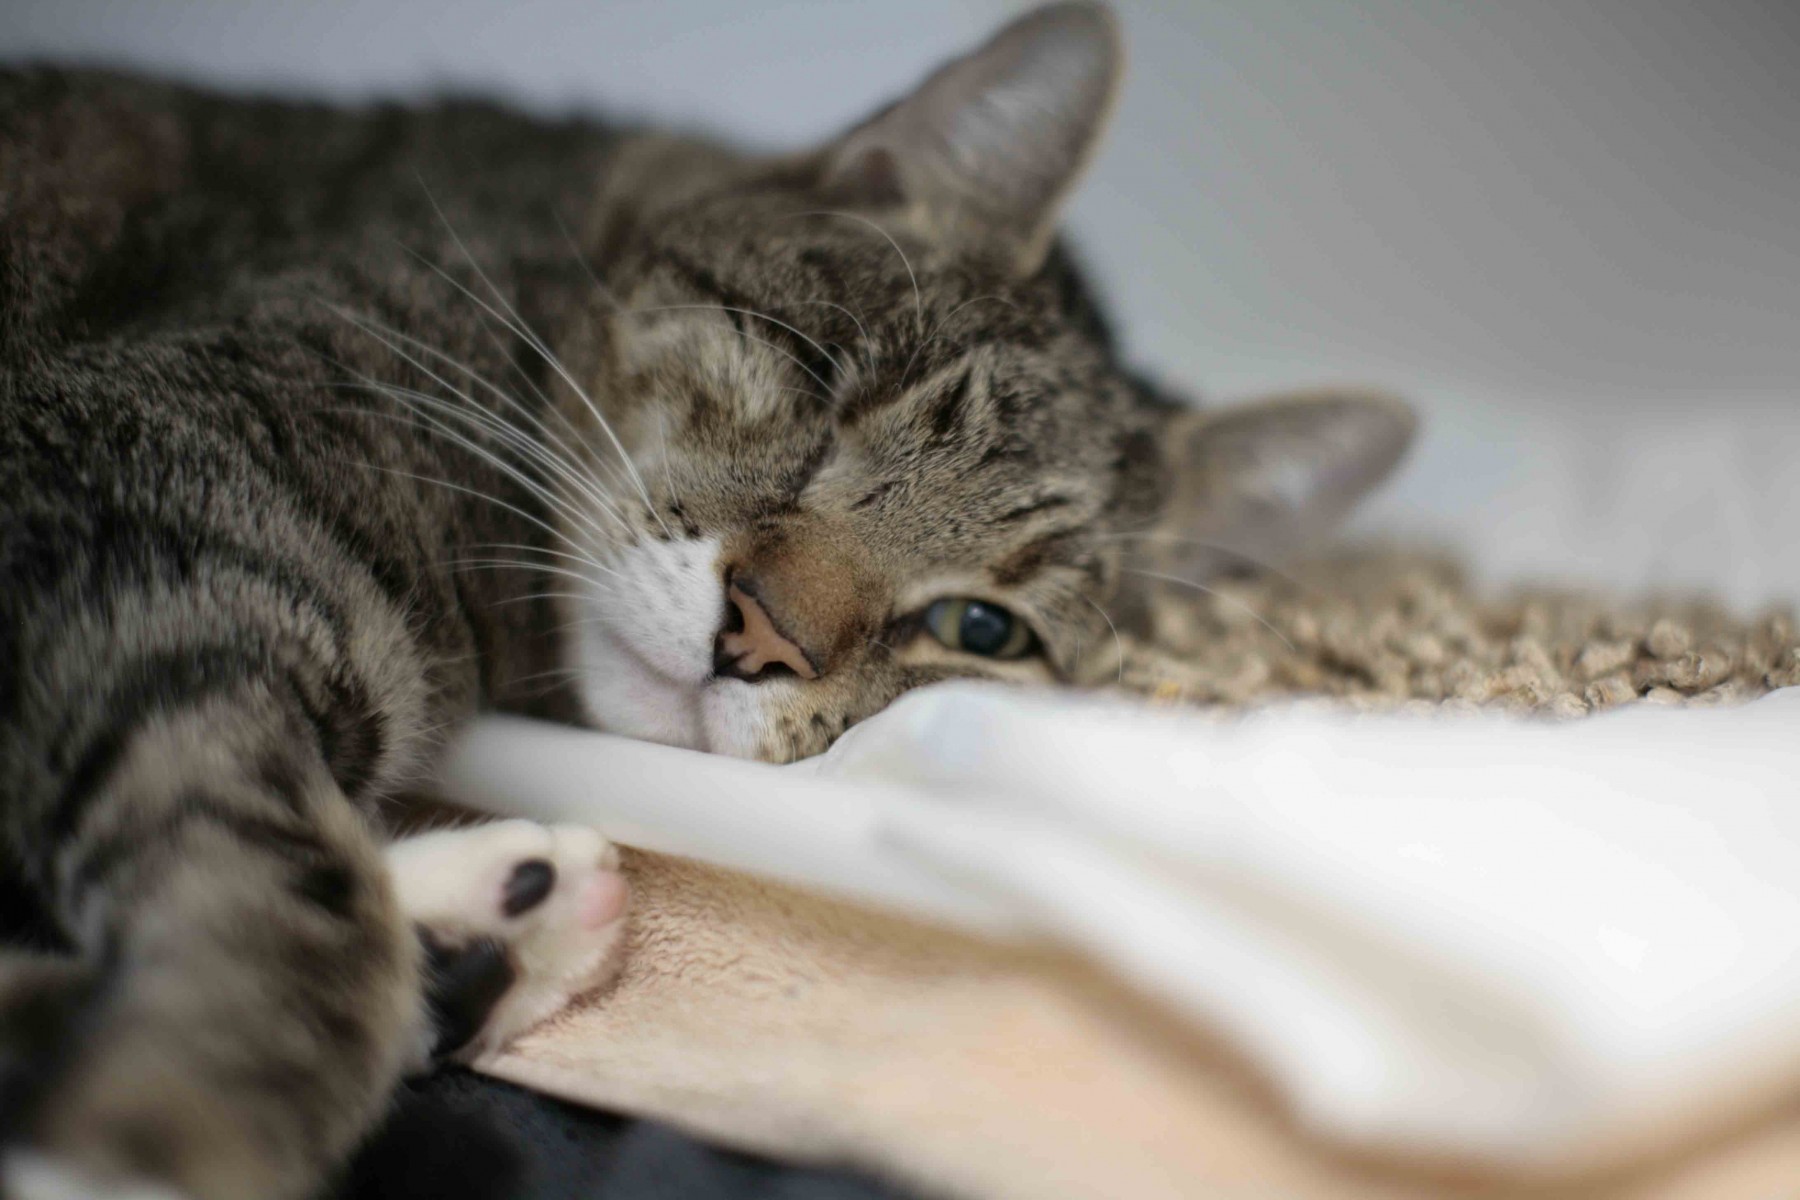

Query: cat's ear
[818,2,1122,275]
[1130,391,1417,579]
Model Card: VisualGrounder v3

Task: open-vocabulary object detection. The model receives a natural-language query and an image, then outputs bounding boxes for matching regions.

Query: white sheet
[437,682,1800,1168]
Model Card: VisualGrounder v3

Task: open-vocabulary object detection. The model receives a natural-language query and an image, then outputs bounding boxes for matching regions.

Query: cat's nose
[713,578,818,683]
[715,519,881,683]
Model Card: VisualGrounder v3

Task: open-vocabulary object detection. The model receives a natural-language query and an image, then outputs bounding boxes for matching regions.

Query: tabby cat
[0,4,1412,1196]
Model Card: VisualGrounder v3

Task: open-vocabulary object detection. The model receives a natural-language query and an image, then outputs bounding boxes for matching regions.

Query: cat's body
[0,72,633,1197]
[0,6,1413,1196]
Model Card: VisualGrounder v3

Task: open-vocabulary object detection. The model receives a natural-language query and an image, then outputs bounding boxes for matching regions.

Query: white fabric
[437,683,1800,1167]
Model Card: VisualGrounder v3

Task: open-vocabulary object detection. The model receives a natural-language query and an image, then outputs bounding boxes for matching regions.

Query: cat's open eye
[923,598,1038,660]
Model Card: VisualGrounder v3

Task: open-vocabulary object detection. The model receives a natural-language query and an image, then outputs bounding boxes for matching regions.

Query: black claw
[501,858,556,918]
[420,930,515,1060]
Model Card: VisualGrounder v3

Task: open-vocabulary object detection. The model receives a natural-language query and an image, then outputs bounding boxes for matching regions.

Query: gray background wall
[8,1,1798,604]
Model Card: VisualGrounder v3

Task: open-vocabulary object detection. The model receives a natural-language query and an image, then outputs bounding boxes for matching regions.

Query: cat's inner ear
[1132,391,1417,580]
[819,2,1123,275]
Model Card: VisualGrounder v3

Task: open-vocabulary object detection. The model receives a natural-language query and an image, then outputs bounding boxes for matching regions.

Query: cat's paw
[386,820,630,1063]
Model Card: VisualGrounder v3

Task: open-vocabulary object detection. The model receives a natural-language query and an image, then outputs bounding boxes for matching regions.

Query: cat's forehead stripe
[993,494,1078,525]
[990,529,1091,588]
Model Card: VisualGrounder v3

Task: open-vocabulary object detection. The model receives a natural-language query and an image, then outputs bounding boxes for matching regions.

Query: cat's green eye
[923,598,1037,660]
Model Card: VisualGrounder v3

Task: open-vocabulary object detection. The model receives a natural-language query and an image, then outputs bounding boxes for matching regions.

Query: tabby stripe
[990,530,1079,587]
[653,247,757,321]
[851,479,902,511]
[925,369,972,443]
[655,246,842,394]
[994,495,1075,525]
[66,790,339,911]
[25,521,390,801]
[43,628,383,858]
[6,507,358,682]
[45,642,276,849]
[977,440,1024,468]
[796,246,852,310]
[0,950,111,1136]
[783,433,835,499]
[263,399,428,610]
[305,663,385,801]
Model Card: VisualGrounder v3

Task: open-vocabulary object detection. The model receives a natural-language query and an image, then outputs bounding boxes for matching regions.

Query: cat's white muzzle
[567,535,781,758]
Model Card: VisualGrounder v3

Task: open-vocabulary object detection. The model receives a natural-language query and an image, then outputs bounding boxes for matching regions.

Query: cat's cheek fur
[699,677,793,759]
[583,535,723,688]
[569,627,705,749]
[564,534,725,748]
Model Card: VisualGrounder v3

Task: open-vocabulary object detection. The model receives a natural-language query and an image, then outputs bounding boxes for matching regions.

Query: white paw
[387,820,629,1061]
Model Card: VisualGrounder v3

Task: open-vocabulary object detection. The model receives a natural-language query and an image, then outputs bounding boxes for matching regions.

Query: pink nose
[713,582,817,682]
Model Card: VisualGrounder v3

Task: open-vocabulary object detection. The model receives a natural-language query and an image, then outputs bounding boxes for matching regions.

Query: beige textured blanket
[480,552,1800,1200]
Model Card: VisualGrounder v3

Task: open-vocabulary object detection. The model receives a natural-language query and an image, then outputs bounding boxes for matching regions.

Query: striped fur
[0,7,1410,1195]
[0,70,613,1197]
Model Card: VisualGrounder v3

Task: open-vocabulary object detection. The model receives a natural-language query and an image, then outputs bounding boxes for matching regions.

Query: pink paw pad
[577,871,630,929]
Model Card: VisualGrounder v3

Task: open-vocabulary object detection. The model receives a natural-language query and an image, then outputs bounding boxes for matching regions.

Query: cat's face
[552,3,1414,761]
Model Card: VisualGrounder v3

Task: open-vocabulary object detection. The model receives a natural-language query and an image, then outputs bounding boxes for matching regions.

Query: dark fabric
[338,1068,913,1200]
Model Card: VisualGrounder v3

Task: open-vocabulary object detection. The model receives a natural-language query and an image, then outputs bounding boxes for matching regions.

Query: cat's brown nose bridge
[714,521,880,683]
[715,582,817,681]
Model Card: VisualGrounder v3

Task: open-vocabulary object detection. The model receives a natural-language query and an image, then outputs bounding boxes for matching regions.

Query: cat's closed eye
[922,598,1039,660]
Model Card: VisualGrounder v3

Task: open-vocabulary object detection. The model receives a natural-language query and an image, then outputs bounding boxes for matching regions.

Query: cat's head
[554,2,1414,760]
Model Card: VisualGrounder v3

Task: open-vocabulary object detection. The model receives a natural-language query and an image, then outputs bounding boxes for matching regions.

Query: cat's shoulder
[0,68,614,350]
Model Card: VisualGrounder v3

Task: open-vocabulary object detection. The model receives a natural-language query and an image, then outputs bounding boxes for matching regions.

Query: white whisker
[554,208,620,308]
[346,459,594,568]
[320,378,618,562]
[783,209,922,332]
[333,378,624,555]
[791,298,877,376]
[321,309,631,536]
[608,303,834,400]
[628,303,847,386]
[1126,568,1297,652]
[403,243,663,532]
[653,410,683,516]
[1078,593,1127,685]
[507,663,592,689]
[445,559,618,592]
[486,589,603,610]
[899,294,1021,387]
[463,540,616,575]
[318,300,594,472]
[411,181,666,535]
[1099,532,1308,592]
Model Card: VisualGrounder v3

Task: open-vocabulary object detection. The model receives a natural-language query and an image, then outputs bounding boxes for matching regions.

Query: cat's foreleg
[0,690,421,1200]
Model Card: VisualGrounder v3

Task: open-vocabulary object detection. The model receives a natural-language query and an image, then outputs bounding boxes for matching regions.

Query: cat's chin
[696,678,792,760]
[569,624,788,760]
